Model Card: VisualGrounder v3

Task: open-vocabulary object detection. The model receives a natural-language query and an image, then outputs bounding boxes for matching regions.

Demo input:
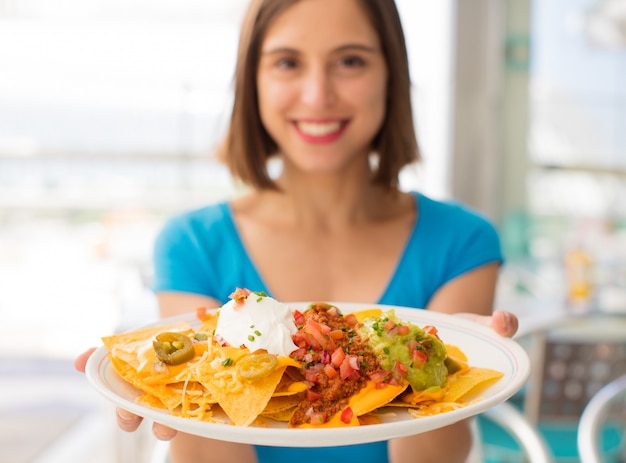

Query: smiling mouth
[295,120,344,137]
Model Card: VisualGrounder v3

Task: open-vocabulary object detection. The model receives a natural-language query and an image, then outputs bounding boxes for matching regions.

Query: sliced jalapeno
[237,353,278,381]
[153,332,195,365]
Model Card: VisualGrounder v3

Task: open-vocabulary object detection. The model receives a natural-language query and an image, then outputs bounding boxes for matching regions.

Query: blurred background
[0,0,625,462]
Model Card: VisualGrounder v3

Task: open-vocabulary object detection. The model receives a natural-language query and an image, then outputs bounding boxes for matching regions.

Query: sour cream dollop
[215,292,298,356]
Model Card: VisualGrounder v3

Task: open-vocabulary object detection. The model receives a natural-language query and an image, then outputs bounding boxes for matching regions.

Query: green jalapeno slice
[153,332,195,365]
[237,353,278,381]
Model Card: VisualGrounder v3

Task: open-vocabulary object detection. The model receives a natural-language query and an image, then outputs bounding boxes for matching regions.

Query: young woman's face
[256,0,388,176]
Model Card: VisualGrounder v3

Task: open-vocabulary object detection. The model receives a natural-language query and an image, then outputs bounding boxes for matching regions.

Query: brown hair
[216,0,420,191]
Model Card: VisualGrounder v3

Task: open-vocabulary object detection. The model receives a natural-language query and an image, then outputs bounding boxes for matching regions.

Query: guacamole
[358,310,448,391]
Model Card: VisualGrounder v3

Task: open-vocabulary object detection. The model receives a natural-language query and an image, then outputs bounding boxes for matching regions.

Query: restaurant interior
[0,0,625,462]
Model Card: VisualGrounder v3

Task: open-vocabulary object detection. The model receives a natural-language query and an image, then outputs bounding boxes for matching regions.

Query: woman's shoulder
[155,201,236,248]
[164,201,232,230]
[413,192,496,230]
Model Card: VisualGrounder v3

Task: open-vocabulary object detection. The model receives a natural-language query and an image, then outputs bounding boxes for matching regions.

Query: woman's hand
[456,310,519,338]
[74,348,178,440]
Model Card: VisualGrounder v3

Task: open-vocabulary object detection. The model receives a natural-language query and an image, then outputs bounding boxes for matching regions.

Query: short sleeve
[152,211,219,296]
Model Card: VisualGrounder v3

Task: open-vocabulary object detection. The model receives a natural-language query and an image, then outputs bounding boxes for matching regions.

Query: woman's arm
[427,262,499,316]
[157,291,221,318]
[428,263,517,337]
[389,421,473,463]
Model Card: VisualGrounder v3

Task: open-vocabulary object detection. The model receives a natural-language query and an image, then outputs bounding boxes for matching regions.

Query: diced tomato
[339,358,355,380]
[303,319,333,350]
[368,369,390,384]
[384,320,396,331]
[393,360,408,378]
[323,364,338,378]
[291,331,305,348]
[423,325,437,335]
[293,310,305,326]
[307,389,321,402]
[340,407,354,424]
[344,314,358,326]
[331,347,345,367]
[340,356,360,380]
[423,325,440,339]
[396,325,410,335]
[411,349,428,369]
[228,287,251,304]
[290,347,307,361]
[329,329,344,340]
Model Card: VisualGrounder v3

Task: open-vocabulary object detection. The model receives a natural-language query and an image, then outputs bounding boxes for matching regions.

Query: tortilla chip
[444,367,504,402]
[272,370,307,396]
[396,386,447,405]
[445,344,468,362]
[103,321,194,374]
[197,312,219,335]
[261,407,297,422]
[201,365,288,426]
[357,414,382,425]
[349,381,408,416]
[263,394,305,415]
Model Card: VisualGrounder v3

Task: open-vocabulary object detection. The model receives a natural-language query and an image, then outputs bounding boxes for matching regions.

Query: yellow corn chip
[201,366,288,426]
[444,367,504,403]
[263,394,306,415]
[261,407,297,422]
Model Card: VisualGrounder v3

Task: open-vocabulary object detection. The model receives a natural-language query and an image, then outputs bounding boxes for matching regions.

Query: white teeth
[297,121,341,136]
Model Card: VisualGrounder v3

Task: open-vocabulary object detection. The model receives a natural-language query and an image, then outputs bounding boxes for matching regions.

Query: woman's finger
[116,407,144,432]
[153,422,178,441]
[74,347,97,373]
[490,310,518,338]
[455,311,518,338]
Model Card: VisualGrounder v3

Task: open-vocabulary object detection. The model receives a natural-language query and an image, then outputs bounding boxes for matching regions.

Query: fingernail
[502,311,513,332]
[153,424,176,441]
[116,408,135,423]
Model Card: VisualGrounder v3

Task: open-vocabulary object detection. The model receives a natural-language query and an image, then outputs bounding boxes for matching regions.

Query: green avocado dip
[357,310,448,391]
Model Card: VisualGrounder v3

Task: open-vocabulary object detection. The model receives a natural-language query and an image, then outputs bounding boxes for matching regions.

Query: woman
[77,0,518,461]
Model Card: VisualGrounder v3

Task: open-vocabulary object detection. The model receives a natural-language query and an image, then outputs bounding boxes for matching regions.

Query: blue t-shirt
[153,191,503,463]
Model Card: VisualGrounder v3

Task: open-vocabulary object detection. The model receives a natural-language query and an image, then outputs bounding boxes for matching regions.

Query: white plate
[86,303,530,447]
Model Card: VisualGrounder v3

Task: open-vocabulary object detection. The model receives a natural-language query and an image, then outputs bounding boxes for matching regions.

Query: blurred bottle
[564,244,593,313]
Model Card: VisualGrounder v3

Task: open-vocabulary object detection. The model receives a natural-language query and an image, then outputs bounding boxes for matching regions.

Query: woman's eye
[276,57,299,70]
[339,55,366,68]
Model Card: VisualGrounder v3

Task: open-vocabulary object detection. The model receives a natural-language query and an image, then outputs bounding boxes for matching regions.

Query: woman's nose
[300,66,335,108]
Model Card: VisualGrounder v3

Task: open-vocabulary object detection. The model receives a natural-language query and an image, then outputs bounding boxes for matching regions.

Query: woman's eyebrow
[261,46,299,56]
[334,43,379,54]
[262,43,379,56]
